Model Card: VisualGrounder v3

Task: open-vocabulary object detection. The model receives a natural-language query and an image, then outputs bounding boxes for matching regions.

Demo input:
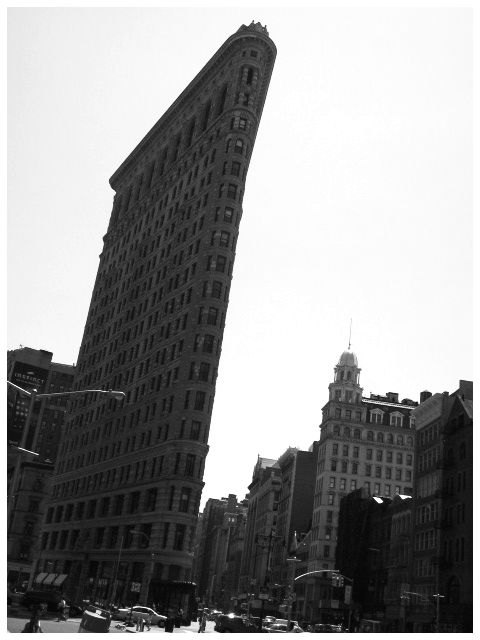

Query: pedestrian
[145,614,152,631]
[198,612,206,633]
[57,596,67,622]
[22,608,43,633]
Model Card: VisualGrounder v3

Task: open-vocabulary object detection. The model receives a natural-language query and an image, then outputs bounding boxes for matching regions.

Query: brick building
[36,22,276,606]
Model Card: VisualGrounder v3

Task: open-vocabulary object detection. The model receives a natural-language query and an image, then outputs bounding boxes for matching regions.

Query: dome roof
[338,350,358,367]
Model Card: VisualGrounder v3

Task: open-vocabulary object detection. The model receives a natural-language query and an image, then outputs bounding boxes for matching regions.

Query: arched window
[377,432,384,443]
[344,427,351,438]
[367,431,374,441]
[387,433,394,444]
[407,436,413,447]
[333,425,340,435]
[339,370,344,380]
[354,429,361,439]
[397,435,404,446]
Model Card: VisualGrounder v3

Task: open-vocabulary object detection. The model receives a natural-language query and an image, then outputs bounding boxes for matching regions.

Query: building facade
[7,347,75,589]
[36,23,276,605]
[409,381,472,632]
[309,349,417,574]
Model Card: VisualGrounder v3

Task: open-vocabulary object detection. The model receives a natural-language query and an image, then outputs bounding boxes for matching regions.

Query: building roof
[338,350,358,367]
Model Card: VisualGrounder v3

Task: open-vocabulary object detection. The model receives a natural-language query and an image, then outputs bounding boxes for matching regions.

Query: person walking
[198,612,206,633]
[57,597,67,622]
[145,613,152,631]
[22,608,43,633]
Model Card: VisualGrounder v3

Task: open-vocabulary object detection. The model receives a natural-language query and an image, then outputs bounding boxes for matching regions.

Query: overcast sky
[7,6,473,508]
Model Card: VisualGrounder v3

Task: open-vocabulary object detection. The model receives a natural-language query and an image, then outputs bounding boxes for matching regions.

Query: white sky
[7,7,473,509]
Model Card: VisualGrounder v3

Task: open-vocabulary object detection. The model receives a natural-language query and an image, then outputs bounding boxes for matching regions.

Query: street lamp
[7,381,125,523]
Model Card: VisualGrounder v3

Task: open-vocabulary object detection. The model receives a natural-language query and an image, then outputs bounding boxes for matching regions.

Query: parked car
[267,622,304,633]
[115,605,167,627]
[214,613,257,633]
[313,623,341,632]
[21,590,63,612]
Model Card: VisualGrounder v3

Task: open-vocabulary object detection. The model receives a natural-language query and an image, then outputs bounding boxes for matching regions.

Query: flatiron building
[37,22,276,605]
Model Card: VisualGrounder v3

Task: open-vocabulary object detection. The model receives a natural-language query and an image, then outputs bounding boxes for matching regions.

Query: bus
[148,580,197,625]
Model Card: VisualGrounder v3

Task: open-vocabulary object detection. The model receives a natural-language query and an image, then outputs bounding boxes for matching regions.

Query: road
[7,610,216,634]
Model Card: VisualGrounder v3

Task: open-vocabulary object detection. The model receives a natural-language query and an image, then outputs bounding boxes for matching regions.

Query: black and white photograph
[7,5,473,634]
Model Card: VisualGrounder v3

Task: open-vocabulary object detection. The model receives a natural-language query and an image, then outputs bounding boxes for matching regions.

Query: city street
[6,610,216,634]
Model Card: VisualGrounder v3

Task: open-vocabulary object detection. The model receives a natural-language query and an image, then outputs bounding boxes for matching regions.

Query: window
[335,408,341,418]
[325,526,332,540]
[367,431,374,441]
[342,445,349,457]
[374,483,380,495]
[145,488,157,512]
[331,460,337,471]
[344,426,351,437]
[406,454,413,466]
[129,492,140,513]
[365,464,372,476]
[376,450,383,461]
[332,444,338,456]
[364,482,371,494]
[354,428,361,439]
[179,488,192,513]
[215,255,226,272]
[94,528,105,548]
[340,478,346,490]
[114,495,124,515]
[353,447,359,458]
[333,425,340,435]
[173,524,186,550]
[206,307,218,325]
[396,469,402,481]
[230,162,241,177]
[185,454,196,476]
[329,477,336,488]
[396,453,403,465]
[87,500,97,519]
[371,411,383,424]
[352,462,358,474]
[341,460,348,473]
[377,432,384,443]
[194,391,206,410]
[211,281,222,298]
[386,451,393,463]
[350,480,357,491]
[327,511,333,523]
[397,435,404,445]
[391,413,403,427]
[224,207,234,222]
[335,390,342,401]
[203,334,214,353]
[375,466,382,478]
[366,449,373,460]
[324,545,330,558]
[328,494,334,505]
[198,362,210,381]
[386,468,392,479]
[234,138,244,154]
[385,484,391,496]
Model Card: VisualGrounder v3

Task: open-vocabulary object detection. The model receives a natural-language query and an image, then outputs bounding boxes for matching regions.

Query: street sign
[344,585,352,605]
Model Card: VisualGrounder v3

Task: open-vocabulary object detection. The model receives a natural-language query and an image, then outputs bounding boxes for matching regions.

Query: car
[214,613,257,633]
[115,605,167,627]
[313,623,341,633]
[21,590,64,612]
[267,622,304,633]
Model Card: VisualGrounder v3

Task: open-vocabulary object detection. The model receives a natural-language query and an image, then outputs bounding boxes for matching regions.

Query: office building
[7,347,74,589]
[36,22,276,605]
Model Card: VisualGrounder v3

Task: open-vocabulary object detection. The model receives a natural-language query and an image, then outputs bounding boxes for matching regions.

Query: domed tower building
[301,349,418,623]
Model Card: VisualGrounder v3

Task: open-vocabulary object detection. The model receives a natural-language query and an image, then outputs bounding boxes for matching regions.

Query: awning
[35,573,48,584]
[52,574,68,587]
[41,573,58,585]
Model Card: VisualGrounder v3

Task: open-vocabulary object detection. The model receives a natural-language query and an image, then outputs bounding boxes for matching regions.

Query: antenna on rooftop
[348,319,352,350]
